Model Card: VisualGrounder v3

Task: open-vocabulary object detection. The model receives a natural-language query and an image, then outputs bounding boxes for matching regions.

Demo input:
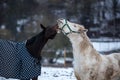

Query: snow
[90,38,120,52]
[0,67,76,80]
[38,67,76,80]
[56,58,73,64]
[0,25,6,29]
[92,41,120,52]
[0,77,18,80]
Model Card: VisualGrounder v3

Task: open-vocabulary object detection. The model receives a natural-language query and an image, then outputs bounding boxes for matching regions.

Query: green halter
[61,19,80,35]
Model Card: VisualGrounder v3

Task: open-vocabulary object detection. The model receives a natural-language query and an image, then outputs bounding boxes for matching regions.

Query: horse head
[26,24,58,59]
[40,24,58,39]
[57,18,88,35]
[57,18,88,42]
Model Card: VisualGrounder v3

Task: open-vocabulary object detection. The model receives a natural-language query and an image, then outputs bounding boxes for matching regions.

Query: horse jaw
[67,33,83,44]
[57,29,61,33]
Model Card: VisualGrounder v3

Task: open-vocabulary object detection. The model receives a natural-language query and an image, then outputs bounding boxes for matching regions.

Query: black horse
[0,24,58,80]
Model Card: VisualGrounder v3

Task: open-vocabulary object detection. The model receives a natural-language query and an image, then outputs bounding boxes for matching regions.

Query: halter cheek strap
[61,19,80,35]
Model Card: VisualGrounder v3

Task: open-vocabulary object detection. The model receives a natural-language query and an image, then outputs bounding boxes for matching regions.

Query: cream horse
[57,18,120,80]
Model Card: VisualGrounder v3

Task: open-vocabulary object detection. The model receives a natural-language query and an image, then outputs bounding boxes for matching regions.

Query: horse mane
[26,31,46,59]
[79,32,101,61]
[79,32,92,52]
[26,32,43,46]
[26,36,36,45]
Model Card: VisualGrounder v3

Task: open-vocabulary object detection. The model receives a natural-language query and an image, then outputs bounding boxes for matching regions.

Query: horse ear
[40,24,46,30]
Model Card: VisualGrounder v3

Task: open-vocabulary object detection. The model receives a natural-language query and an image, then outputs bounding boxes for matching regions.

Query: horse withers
[0,24,58,80]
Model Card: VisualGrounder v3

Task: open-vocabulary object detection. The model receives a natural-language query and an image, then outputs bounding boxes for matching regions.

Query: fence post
[64,48,66,67]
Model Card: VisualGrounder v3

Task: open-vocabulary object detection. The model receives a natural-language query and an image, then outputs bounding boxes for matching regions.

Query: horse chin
[57,29,62,33]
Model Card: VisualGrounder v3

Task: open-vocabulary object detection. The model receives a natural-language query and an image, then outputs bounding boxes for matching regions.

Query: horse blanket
[0,39,41,79]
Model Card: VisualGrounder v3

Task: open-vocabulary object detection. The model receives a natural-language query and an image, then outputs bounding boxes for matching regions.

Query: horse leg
[74,71,81,80]
[31,77,38,80]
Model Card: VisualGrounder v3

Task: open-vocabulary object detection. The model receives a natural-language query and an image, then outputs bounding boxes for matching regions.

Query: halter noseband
[61,19,80,35]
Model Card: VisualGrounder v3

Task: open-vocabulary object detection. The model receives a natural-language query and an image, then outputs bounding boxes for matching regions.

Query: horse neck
[69,34,101,61]
[26,32,48,58]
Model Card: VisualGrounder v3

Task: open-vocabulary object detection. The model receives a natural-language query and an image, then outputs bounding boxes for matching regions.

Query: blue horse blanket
[0,39,41,79]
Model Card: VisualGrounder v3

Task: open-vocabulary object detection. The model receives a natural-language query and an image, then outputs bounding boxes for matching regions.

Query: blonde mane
[77,32,101,61]
[79,32,92,52]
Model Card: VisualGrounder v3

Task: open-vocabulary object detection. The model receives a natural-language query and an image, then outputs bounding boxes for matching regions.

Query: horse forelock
[79,33,91,51]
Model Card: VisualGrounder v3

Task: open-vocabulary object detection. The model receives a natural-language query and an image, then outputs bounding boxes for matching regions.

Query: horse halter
[60,19,80,35]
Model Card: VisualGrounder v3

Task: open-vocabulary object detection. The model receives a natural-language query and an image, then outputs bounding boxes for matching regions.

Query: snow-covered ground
[0,67,76,80]
[38,67,76,80]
